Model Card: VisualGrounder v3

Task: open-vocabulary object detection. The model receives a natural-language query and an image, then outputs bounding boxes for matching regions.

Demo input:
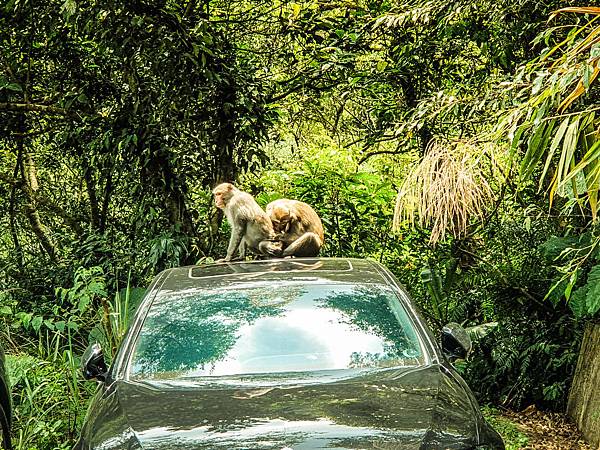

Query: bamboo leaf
[552,7,600,18]
[539,117,569,190]
[550,117,579,202]
[544,16,600,61]
[510,121,529,158]
[562,139,600,185]
[520,122,547,177]
[570,26,600,57]
[558,62,600,112]
[590,188,599,220]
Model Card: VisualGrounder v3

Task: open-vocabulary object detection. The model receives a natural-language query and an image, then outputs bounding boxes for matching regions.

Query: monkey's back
[291,200,325,243]
[228,192,275,250]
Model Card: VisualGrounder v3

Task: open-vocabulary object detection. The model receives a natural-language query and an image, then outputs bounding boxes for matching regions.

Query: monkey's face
[269,208,291,233]
[212,183,234,209]
[213,191,226,209]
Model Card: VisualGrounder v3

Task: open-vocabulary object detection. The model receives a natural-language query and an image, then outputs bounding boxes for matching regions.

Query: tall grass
[1,269,142,450]
[6,331,95,450]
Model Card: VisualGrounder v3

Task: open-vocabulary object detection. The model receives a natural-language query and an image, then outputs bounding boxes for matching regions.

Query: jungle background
[2,0,600,448]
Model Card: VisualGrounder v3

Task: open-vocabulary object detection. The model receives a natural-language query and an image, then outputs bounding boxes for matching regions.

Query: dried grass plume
[393,140,499,244]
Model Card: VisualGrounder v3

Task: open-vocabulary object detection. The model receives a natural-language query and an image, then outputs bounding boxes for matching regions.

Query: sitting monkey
[266,199,324,257]
[213,183,282,262]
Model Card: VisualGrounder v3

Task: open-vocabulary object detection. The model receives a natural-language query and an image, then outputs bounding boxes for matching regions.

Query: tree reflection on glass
[318,285,422,366]
[131,287,293,377]
[130,283,422,379]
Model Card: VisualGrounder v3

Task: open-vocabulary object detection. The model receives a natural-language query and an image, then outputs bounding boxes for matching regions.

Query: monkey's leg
[282,232,322,257]
[238,240,247,260]
[258,240,283,258]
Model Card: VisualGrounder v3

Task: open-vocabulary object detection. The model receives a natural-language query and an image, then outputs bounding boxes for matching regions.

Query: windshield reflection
[130,283,423,379]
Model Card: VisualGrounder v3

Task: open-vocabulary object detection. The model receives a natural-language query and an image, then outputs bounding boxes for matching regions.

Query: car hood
[86,365,484,449]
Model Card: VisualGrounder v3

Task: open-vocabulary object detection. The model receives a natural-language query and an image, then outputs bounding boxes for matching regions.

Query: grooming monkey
[213,183,282,262]
[266,199,324,257]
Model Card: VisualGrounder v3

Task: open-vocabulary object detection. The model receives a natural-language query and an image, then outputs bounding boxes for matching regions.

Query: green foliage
[1,266,143,449]
[6,348,95,449]
[481,407,529,450]
[537,230,600,318]
[56,266,107,315]
[465,313,582,410]
[0,0,596,448]
[246,151,402,259]
[501,8,600,219]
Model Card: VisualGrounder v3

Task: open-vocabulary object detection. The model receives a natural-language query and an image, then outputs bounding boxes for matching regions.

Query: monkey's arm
[225,221,246,261]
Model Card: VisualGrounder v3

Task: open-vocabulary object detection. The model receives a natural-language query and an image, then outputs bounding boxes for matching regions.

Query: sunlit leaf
[539,117,569,191]
[550,117,579,203]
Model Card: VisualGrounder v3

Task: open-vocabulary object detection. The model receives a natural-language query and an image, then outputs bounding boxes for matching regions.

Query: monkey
[266,199,324,257]
[213,183,282,262]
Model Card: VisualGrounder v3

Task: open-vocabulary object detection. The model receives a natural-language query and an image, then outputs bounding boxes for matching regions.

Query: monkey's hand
[216,256,244,264]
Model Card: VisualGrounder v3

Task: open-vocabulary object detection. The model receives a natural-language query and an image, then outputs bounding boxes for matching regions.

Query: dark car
[0,345,11,449]
[76,258,504,450]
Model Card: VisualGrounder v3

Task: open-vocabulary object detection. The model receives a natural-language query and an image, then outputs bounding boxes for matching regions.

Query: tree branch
[0,102,78,117]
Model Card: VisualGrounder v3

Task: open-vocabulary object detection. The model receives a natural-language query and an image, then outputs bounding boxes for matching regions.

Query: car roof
[155,258,391,293]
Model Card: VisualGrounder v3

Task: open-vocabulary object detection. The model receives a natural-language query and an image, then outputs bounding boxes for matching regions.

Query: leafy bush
[466,314,582,410]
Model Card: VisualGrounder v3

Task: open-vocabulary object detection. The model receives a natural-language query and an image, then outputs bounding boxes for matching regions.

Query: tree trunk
[15,115,58,261]
[83,165,100,230]
[567,322,600,449]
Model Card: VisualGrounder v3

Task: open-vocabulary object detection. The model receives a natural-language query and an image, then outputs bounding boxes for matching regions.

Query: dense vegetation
[2,0,600,448]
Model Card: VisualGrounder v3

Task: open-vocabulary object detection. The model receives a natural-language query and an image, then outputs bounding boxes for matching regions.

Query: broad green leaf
[545,276,568,303]
[585,265,600,315]
[565,269,579,300]
[6,83,22,92]
[569,286,588,318]
[31,315,43,333]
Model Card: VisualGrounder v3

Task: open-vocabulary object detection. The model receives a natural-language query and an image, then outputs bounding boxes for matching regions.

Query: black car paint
[75,258,504,450]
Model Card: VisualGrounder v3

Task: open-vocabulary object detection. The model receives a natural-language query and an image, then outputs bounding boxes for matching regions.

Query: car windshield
[129,283,425,380]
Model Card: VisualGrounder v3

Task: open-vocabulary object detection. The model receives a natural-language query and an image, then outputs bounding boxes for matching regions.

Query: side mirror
[441,322,472,361]
[81,343,108,382]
